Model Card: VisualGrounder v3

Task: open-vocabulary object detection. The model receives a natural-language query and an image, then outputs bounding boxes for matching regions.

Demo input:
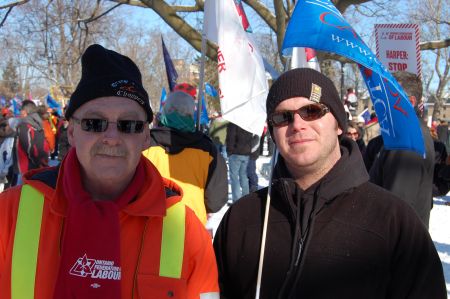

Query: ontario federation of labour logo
[69,254,121,280]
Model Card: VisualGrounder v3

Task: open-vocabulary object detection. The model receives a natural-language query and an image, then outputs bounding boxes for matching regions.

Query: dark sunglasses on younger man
[268,103,330,127]
[71,116,146,133]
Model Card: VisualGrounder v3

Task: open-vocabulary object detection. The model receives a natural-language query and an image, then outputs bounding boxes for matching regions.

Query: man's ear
[67,121,75,146]
[141,125,151,150]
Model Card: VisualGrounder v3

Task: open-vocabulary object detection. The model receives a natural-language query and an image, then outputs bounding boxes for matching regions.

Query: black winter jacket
[225,122,253,156]
[369,121,435,228]
[214,138,446,299]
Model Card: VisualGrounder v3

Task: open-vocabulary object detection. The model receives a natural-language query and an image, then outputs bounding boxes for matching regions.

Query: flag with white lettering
[204,0,268,136]
[282,0,424,156]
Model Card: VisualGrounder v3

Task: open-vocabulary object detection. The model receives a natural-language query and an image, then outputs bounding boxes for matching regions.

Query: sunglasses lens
[81,119,107,132]
[270,111,293,127]
[299,104,326,121]
[117,120,145,133]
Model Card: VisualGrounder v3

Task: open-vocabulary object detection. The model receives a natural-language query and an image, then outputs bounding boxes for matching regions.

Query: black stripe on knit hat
[266,68,347,133]
[65,44,153,122]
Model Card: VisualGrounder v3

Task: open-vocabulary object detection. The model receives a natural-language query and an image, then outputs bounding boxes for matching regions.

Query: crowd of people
[0,99,70,192]
[0,45,446,298]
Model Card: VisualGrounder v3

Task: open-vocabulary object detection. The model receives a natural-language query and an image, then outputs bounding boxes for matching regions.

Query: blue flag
[194,96,210,125]
[11,97,20,116]
[282,0,425,157]
[161,36,178,92]
[358,108,371,124]
[205,83,218,97]
[159,87,167,112]
[0,96,6,107]
[46,94,63,116]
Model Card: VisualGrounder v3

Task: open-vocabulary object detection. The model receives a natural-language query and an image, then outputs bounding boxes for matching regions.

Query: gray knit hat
[266,68,347,134]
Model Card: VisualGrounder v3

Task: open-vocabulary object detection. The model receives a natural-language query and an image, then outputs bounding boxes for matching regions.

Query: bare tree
[408,0,449,120]
[0,0,120,98]
[93,0,450,60]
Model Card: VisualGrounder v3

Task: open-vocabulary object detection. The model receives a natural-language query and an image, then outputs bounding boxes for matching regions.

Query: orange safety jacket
[0,158,219,299]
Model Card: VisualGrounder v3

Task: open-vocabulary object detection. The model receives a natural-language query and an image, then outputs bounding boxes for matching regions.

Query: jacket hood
[150,126,210,154]
[21,113,44,131]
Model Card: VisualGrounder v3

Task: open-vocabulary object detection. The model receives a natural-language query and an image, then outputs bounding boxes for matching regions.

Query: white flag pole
[255,147,278,299]
[255,56,292,298]
[197,5,209,130]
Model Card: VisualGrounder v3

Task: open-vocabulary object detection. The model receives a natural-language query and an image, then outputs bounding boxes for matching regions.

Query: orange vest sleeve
[183,207,220,298]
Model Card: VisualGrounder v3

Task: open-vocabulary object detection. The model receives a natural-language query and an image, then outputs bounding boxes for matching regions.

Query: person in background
[363,134,384,172]
[142,90,228,225]
[356,115,366,140]
[346,122,366,155]
[50,110,62,160]
[214,68,445,299]
[436,119,449,152]
[369,71,435,229]
[226,122,253,203]
[15,100,49,179]
[363,112,380,144]
[0,44,219,298]
[38,105,56,157]
[209,112,229,160]
[56,112,70,161]
[247,134,261,192]
[430,126,450,196]
[0,117,15,192]
[344,87,357,111]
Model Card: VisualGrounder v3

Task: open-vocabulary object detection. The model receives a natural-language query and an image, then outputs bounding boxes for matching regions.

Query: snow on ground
[206,155,450,296]
[430,196,450,296]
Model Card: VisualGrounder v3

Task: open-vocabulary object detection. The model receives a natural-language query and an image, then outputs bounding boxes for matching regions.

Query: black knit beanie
[65,44,153,122]
[266,68,347,134]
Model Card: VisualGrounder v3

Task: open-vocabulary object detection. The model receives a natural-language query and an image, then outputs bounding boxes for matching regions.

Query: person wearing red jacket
[0,44,219,299]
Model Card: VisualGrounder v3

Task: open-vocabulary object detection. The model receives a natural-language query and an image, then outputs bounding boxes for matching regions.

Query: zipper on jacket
[131,217,149,299]
[294,227,310,267]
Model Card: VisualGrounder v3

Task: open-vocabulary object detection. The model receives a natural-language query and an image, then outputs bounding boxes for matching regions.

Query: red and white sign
[375,24,421,78]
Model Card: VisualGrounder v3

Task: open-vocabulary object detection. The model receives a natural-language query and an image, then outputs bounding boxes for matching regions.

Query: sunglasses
[268,103,330,127]
[71,116,146,133]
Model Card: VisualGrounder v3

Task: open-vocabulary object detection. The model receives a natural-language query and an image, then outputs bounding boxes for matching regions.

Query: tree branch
[0,0,29,10]
[0,7,13,28]
[420,38,450,51]
[78,2,123,24]
[0,0,30,28]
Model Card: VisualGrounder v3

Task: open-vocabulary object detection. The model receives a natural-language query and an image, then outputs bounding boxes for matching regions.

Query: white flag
[204,0,268,136]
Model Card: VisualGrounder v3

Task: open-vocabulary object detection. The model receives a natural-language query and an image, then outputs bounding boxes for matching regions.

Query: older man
[0,44,218,299]
[214,68,445,299]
